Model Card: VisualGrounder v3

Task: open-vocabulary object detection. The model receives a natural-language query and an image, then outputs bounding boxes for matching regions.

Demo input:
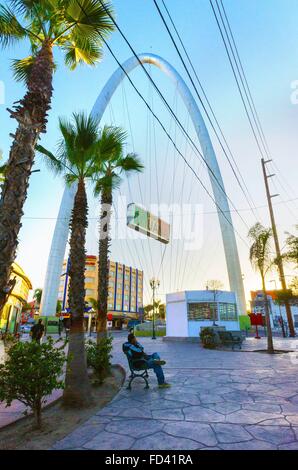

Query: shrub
[0,337,67,428]
[200,327,217,349]
[85,336,113,384]
[0,332,19,353]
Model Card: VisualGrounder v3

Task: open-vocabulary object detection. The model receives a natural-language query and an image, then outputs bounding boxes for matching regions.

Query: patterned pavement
[52,333,298,450]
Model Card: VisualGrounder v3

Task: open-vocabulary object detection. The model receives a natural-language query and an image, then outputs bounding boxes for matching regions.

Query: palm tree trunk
[261,276,274,353]
[63,179,92,408]
[97,189,112,342]
[0,40,54,317]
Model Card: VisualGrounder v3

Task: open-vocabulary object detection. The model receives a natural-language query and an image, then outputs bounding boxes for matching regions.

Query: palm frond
[94,173,121,196]
[63,36,102,70]
[65,172,78,186]
[35,143,64,175]
[118,153,144,174]
[0,4,26,48]
[11,55,35,83]
[65,0,114,43]
[248,222,272,277]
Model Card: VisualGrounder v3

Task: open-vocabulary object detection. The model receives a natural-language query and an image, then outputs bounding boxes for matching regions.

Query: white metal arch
[40,53,246,316]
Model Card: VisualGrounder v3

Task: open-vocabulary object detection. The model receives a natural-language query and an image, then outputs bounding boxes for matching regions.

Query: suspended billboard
[127,203,170,244]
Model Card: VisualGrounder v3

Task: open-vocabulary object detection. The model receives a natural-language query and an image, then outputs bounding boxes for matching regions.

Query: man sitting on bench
[125,334,171,389]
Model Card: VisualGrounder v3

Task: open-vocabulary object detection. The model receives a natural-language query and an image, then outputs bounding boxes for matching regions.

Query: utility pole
[150,278,160,340]
[261,158,295,337]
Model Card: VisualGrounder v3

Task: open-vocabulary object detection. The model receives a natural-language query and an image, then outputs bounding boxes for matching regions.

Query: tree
[33,287,43,306]
[143,304,153,320]
[34,287,61,313]
[248,222,274,353]
[0,337,66,428]
[91,126,143,340]
[0,0,114,316]
[289,277,298,295]
[284,226,298,269]
[206,279,224,325]
[37,111,101,407]
[0,150,6,191]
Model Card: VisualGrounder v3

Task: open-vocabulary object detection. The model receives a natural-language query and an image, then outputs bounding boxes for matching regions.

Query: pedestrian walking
[30,319,45,344]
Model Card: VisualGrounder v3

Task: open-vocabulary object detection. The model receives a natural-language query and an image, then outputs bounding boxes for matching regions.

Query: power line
[210,0,298,223]
[153,0,259,221]
[209,0,266,159]
[95,0,251,234]
[22,195,298,221]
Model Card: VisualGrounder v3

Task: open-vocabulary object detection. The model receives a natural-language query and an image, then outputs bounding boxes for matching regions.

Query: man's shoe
[159,382,171,389]
[154,359,166,366]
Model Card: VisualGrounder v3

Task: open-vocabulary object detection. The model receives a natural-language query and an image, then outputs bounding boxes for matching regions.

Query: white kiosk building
[166,290,240,338]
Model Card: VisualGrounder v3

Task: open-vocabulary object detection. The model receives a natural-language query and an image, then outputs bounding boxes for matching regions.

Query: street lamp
[150,278,160,340]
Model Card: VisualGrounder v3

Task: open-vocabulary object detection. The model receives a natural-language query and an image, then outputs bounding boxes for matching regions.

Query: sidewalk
[52,335,298,450]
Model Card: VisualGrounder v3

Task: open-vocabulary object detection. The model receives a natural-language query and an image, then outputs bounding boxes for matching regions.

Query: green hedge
[135,329,166,337]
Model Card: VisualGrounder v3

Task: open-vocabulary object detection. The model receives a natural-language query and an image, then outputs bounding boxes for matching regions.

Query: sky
[0,0,298,306]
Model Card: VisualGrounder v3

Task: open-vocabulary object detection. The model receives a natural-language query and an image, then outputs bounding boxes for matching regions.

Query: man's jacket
[123,341,147,368]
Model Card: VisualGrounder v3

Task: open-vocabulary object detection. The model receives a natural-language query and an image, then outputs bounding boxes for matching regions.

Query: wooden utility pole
[261,158,295,337]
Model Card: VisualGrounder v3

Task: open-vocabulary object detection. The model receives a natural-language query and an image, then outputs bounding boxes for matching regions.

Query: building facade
[250,290,298,329]
[0,262,32,332]
[58,255,144,328]
[166,290,240,338]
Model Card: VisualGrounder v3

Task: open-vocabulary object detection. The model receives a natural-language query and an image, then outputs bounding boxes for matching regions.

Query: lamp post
[150,278,160,340]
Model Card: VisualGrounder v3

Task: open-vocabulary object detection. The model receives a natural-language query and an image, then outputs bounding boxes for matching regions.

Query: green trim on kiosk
[39,316,60,334]
[239,315,251,331]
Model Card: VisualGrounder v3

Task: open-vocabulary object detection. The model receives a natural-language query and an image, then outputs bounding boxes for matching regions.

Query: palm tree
[284,226,298,269]
[248,222,274,353]
[37,111,101,407]
[0,0,114,315]
[33,287,42,306]
[0,150,6,192]
[92,126,144,340]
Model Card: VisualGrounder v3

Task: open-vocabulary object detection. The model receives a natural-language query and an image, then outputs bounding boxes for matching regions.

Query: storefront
[166,290,240,338]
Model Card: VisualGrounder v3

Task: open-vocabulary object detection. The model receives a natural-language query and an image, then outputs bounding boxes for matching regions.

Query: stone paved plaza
[51,333,298,450]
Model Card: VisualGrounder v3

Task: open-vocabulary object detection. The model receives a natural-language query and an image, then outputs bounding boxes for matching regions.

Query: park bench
[122,343,150,390]
[218,331,243,350]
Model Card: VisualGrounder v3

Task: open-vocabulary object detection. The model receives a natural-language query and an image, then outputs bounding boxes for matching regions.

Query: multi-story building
[0,262,32,333]
[58,255,144,328]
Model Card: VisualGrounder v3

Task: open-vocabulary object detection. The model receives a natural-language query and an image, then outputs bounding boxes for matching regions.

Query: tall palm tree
[92,126,144,340]
[0,0,114,315]
[37,111,101,407]
[248,222,274,353]
[285,225,298,269]
[33,287,42,309]
[0,150,6,192]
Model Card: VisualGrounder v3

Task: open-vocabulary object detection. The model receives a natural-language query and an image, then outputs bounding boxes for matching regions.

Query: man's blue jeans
[146,352,165,385]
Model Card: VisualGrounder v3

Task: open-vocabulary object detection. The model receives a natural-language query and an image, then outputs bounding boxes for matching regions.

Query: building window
[219,303,237,321]
[116,304,121,310]
[86,289,95,297]
[85,265,95,272]
[108,303,113,309]
[188,302,217,321]
[85,277,94,284]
